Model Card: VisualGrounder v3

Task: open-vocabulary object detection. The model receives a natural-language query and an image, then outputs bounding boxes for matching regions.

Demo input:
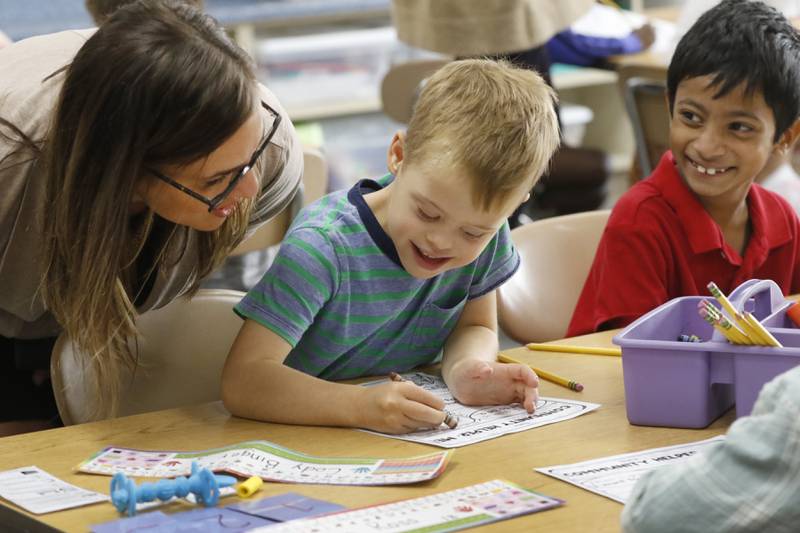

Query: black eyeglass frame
[147,101,282,212]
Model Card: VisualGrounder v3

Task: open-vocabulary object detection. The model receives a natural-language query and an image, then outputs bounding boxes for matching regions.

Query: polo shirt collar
[347,175,403,267]
[651,151,792,257]
[652,152,722,254]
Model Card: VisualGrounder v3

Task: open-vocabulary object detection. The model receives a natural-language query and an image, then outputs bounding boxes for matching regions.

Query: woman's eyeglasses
[147,101,282,212]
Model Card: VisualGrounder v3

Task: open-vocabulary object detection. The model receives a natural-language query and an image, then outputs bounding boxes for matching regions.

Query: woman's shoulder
[0,29,93,106]
[1,30,94,149]
[249,83,303,226]
[255,84,294,152]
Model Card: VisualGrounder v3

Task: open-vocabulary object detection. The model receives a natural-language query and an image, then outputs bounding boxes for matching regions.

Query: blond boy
[222,59,561,434]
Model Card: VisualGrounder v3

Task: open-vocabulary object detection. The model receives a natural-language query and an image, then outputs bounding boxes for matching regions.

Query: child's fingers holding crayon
[399,396,452,430]
[389,373,460,430]
[359,376,449,434]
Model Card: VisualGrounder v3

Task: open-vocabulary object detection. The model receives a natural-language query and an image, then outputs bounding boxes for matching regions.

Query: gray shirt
[0,29,302,339]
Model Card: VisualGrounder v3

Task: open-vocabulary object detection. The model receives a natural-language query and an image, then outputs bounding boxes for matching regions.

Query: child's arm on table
[221,319,449,434]
[440,292,539,413]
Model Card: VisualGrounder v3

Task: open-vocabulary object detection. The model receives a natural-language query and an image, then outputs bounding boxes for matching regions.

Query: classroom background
[0,0,685,210]
[5,1,800,532]
[8,0,800,346]
[0,0,711,307]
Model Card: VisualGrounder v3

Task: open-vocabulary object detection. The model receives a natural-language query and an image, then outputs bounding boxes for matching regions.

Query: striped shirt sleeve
[468,221,520,299]
[235,227,339,347]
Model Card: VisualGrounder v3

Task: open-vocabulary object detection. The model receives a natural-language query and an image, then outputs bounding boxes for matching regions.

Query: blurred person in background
[391,0,610,225]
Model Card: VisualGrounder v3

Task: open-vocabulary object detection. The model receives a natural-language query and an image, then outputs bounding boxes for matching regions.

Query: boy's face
[670,75,781,205]
[378,136,529,280]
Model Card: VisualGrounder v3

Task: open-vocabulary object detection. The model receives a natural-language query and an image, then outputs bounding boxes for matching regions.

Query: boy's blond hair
[404,59,560,211]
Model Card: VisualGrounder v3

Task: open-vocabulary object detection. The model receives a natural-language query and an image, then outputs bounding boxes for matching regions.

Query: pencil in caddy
[614,279,800,429]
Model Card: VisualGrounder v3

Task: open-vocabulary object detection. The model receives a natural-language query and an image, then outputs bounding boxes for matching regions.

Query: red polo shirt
[567,151,800,336]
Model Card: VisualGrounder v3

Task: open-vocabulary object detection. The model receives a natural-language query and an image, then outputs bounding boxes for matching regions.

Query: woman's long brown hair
[8,0,258,418]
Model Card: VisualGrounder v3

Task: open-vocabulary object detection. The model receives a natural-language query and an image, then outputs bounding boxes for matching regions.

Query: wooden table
[606,5,681,75]
[0,330,733,532]
[610,8,800,74]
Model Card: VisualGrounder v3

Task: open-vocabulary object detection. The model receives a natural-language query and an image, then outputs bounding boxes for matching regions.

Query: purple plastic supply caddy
[613,279,800,428]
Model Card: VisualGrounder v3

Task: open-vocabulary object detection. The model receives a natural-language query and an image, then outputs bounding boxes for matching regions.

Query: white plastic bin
[256,27,398,117]
[560,102,594,147]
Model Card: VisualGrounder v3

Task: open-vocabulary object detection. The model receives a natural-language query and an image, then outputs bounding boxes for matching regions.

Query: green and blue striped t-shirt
[235,176,520,380]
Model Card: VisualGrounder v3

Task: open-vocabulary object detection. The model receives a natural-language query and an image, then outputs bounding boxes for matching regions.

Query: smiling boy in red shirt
[569,0,800,336]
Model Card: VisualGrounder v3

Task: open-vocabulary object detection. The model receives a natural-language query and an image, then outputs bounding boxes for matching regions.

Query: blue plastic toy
[110,461,237,516]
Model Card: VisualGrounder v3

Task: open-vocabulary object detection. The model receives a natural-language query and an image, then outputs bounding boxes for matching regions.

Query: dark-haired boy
[568,0,800,336]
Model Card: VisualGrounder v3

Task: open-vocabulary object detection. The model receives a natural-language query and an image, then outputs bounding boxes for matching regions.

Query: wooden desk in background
[611,50,668,76]
[0,330,734,532]
[608,6,676,77]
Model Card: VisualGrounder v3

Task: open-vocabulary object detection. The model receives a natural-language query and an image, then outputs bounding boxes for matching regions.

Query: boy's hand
[447,358,539,413]
[357,381,447,434]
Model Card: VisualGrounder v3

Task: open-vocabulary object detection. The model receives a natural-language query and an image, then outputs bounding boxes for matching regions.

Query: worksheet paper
[0,466,107,514]
[78,440,450,486]
[248,479,563,533]
[535,436,726,503]
[362,372,600,448]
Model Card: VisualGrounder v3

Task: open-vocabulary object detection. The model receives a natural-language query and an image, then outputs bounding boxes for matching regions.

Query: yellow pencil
[533,367,585,392]
[716,313,754,345]
[727,311,765,345]
[702,313,740,344]
[706,284,767,345]
[525,343,622,357]
[719,318,752,345]
[716,324,741,344]
[742,312,782,347]
[734,312,769,345]
[700,305,748,344]
[498,353,584,392]
[706,282,740,320]
[706,281,760,338]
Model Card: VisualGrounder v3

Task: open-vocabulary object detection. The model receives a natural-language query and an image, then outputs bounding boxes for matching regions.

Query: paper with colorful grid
[247,479,563,532]
[77,440,450,486]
